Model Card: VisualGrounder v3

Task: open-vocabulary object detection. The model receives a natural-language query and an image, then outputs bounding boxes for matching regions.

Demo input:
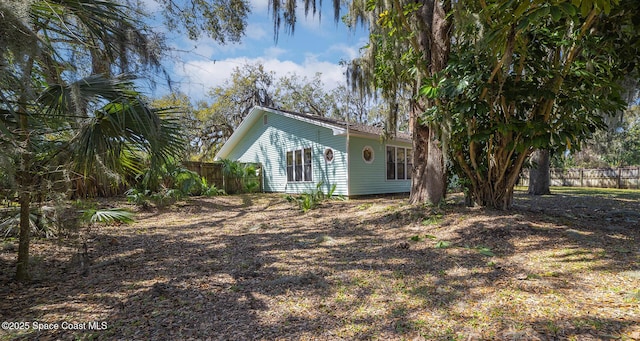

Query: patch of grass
[550,186,640,199]
[624,290,640,303]
[356,203,373,210]
[421,213,444,226]
[390,306,408,318]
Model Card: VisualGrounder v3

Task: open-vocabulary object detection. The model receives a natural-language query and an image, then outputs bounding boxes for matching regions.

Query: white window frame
[286,148,313,183]
[386,145,412,180]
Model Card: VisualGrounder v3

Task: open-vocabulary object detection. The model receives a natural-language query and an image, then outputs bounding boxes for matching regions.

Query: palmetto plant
[0,0,185,281]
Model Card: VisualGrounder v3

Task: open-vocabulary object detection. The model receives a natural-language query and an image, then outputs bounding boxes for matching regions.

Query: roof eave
[336,130,413,144]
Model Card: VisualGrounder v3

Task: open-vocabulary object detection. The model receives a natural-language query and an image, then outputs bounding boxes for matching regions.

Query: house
[215,106,413,196]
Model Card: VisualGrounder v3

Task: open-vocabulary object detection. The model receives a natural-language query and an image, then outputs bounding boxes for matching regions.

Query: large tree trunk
[409,0,451,205]
[409,121,447,204]
[528,149,551,195]
[409,116,430,204]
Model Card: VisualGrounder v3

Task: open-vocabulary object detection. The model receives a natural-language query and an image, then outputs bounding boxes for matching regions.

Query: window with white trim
[286,148,312,182]
[386,146,412,180]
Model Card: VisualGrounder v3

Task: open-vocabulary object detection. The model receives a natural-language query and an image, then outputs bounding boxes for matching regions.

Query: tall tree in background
[528,150,551,195]
[0,0,184,281]
[207,63,276,128]
[275,73,335,116]
[530,77,639,194]
[560,103,640,168]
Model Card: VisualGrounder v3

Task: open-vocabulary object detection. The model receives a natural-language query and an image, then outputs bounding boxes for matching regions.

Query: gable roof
[215,106,412,160]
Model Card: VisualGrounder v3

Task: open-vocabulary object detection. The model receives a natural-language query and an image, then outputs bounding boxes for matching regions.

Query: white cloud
[327,43,360,61]
[244,22,269,41]
[264,47,287,59]
[173,54,347,102]
[249,0,270,13]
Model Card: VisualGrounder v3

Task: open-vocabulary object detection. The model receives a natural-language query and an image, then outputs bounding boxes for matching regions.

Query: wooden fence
[182,161,263,194]
[520,167,640,189]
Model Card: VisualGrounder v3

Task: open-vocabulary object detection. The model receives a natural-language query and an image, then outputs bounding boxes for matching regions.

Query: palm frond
[37,74,185,184]
[80,208,134,224]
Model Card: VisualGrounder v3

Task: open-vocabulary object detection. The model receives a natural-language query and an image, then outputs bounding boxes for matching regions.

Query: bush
[221,159,260,194]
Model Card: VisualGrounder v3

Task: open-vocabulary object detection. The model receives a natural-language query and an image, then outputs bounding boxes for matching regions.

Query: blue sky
[143,0,369,102]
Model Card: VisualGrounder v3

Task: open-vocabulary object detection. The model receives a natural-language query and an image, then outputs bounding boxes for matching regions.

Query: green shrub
[125,188,151,207]
[289,182,338,212]
[200,177,226,197]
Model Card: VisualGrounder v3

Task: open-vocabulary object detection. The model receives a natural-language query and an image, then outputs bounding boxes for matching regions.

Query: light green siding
[347,135,412,195]
[226,108,349,195]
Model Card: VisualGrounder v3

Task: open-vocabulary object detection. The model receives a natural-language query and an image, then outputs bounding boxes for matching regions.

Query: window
[362,146,374,164]
[286,148,312,182]
[286,152,294,181]
[397,148,405,180]
[386,147,395,180]
[386,146,412,180]
[304,148,312,180]
[295,150,302,181]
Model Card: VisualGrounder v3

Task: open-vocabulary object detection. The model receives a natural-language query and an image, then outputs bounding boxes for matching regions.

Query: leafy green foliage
[129,159,227,208]
[154,0,249,42]
[557,104,640,167]
[126,189,152,208]
[1,203,134,238]
[80,208,134,225]
[221,159,260,194]
[476,247,495,257]
[421,214,443,226]
[422,0,640,209]
[286,182,339,213]
[1,208,57,239]
[200,177,226,197]
[434,240,452,249]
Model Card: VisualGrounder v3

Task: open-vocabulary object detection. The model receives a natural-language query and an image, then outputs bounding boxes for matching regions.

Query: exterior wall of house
[347,135,412,196]
[225,108,349,195]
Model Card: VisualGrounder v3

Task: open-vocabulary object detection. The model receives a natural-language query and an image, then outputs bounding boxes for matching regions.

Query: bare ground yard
[1,188,639,340]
